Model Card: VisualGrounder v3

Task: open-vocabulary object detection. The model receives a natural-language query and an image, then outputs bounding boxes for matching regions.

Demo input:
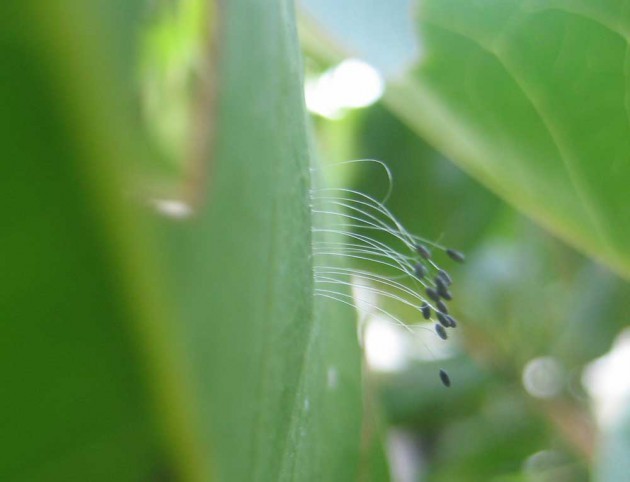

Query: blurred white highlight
[305,58,385,119]
[351,274,379,321]
[153,199,192,219]
[352,276,409,372]
[583,328,630,428]
[364,315,410,373]
[522,356,563,399]
[387,428,423,482]
[327,366,339,389]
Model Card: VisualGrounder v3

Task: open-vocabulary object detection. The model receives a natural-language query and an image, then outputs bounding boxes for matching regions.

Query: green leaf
[0,2,197,481]
[385,0,630,278]
[2,0,362,480]
[157,0,362,480]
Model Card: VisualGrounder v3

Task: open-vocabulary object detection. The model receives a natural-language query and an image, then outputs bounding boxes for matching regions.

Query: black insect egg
[435,276,451,299]
[437,269,452,286]
[425,287,440,302]
[446,248,465,263]
[435,275,446,290]
[434,323,448,340]
[420,302,432,320]
[310,160,466,389]
[414,262,428,279]
[438,287,452,301]
[436,311,450,328]
[439,369,451,387]
[415,243,432,259]
[446,315,458,328]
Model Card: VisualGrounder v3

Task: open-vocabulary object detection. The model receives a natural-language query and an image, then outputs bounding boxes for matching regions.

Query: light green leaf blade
[386,0,630,278]
[158,0,363,480]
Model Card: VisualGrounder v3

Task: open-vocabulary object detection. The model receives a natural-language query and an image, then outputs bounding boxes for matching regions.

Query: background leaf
[299,67,628,478]
[299,1,630,480]
[386,0,630,278]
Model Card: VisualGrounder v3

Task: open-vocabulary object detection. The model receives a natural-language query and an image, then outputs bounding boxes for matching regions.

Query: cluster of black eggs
[413,243,465,388]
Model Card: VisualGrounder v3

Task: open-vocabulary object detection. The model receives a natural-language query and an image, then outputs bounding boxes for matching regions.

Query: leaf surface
[386,0,630,277]
[1,1,362,480]
[158,1,362,480]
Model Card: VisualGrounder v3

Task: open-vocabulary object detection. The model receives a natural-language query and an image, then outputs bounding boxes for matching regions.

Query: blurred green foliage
[0,2,181,480]
[387,0,630,280]
[3,0,630,481]
[308,97,617,482]
[302,1,630,479]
